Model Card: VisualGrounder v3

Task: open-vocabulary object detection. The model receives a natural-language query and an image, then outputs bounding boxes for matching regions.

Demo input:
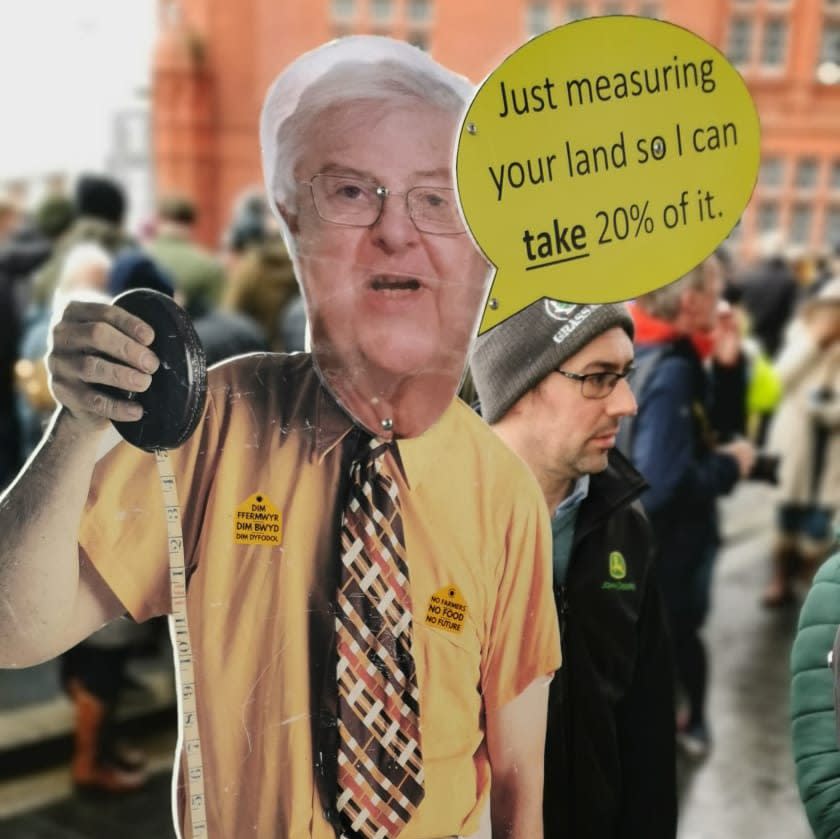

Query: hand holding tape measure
[50,289,210,837]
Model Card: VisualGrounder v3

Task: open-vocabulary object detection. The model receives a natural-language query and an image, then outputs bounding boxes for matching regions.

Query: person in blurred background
[145,192,266,365]
[763,277,840,606]
[1,193,76,486]
[0,196,21,243]
[14,179,165,458]
[15,241,113,459]
[0,193,75,326]
[806,246,836,300]
[179,262,268,366]
[625,255,756,758]
[739,231,799,360]
[221,190,301,352]
[30,174,133,314]
[146,193,225,311]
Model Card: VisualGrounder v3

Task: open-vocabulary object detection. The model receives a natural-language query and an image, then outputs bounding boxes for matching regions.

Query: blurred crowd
[0,173,306,792]
[0,171,839,800]
[0,174,306,489]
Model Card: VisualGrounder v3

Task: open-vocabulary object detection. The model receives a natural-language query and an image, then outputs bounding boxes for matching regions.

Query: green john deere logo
[609,551,627,580]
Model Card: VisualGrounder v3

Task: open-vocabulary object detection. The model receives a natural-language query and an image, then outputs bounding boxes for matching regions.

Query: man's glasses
[556,367,635,399]
[298,173,465,235]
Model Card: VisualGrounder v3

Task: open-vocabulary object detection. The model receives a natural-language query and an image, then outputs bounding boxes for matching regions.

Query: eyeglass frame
[296,172,466,236]
[555,366,636,399]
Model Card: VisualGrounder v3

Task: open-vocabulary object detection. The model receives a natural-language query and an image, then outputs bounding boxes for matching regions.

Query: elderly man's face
[282,99,489,435]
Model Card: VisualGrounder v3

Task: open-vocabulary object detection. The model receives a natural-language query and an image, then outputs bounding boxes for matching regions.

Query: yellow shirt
[80,353,559,839]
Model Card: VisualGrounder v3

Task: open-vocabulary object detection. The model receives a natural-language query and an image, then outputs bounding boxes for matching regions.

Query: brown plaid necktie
[335,436,424,838]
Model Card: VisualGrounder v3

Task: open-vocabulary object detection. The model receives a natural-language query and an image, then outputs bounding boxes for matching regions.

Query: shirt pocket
[413,617,483,761]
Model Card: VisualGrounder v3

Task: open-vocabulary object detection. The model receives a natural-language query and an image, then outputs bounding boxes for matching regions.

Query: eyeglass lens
[310,174,462,233]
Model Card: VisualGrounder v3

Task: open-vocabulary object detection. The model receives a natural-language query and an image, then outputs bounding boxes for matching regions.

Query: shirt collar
[308,362,462,491]
[391,398,463,493]
[553,474,590,519]
[311,376,356,462]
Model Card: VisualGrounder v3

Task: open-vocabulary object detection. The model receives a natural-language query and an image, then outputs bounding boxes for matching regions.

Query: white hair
[259,36,473,255]
[49,242,113,334]
[57,242,112,294]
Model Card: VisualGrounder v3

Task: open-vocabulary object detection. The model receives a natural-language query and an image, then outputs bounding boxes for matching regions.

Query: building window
[526,2,551,36]
[760,157,784,187]
[603,2,623,14]
[794,157,819,190]
[370,0,393,22]
[760,18,787,66]
[757,202,780,232]
[830,160,840,191]
[826,206,840,246]
[727,18,753,65]
[331,0,355,20]
[790,204,813,244]
[407,0,431,24]
[566,2,587,20]
[638,3,660,17]
[821,23,840,64]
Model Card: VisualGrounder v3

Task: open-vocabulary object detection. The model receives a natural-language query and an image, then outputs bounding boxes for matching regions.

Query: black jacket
[543,450,677,839]
[740,256,798,358]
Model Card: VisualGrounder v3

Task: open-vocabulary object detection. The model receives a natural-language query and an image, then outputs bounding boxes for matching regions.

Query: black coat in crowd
[544,450,677,839]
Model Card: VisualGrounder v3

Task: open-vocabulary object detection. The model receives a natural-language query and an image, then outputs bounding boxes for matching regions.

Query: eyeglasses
[298,173,465,235]
[556,367,636,399]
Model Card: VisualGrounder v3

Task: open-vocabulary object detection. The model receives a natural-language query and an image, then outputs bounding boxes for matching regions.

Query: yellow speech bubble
[456,16,761,334]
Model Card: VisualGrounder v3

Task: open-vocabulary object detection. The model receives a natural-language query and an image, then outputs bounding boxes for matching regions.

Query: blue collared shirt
[550,475,590,587]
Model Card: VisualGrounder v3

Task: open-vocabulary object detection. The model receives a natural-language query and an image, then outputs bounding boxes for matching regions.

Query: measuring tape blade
[156,449,208,839]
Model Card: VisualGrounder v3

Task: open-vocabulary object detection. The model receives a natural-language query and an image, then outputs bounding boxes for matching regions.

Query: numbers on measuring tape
[155,450,207,839]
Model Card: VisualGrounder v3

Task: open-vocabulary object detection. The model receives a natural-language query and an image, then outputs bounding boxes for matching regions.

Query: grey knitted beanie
[470,299,634,424]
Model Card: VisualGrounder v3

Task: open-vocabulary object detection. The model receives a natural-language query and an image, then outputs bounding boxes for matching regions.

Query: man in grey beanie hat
[470,297,678,839]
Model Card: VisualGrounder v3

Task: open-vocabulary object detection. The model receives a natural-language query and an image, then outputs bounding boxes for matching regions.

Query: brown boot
[761,539,800,608]
[68,679,147,794]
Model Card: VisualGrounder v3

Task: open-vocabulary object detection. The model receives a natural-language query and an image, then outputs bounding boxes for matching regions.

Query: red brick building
[153,0,840,259]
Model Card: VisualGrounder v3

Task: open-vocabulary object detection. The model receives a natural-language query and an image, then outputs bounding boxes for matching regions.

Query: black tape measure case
[109,289,207,451]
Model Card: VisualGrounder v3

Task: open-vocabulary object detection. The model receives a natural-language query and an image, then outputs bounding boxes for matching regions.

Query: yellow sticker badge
[455,16,761,333]
[425,585,468,635]
[233,493,282,546]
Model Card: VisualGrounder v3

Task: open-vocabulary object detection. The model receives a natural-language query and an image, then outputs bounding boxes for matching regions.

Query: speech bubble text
[456,17,761,334]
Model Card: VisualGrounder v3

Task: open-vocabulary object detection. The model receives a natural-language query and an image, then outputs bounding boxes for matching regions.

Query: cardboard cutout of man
[0,37,560,839]
[261,41,490,438]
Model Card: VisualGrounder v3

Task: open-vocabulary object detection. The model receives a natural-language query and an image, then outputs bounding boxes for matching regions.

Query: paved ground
[0,483,819,838]
[677,482,812,839]
[0,770,177,839]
